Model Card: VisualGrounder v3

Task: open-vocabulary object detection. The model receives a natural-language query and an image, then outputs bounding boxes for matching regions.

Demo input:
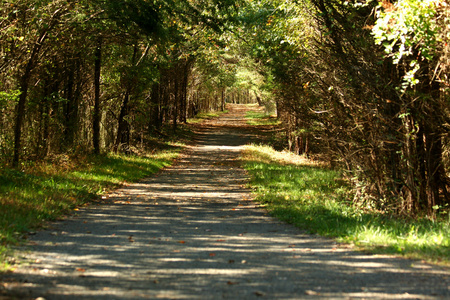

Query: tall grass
[242,144,450,264]
[187,110,229,124]
[245,111,280,126]
[0,150,179,270]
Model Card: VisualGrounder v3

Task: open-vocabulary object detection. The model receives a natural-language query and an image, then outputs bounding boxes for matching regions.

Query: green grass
[187,110,229,123]
[245,111,280,126]
[0,149,179,270]
[242,144,450,265]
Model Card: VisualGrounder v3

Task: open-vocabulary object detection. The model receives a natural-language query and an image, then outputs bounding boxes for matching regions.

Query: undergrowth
[242,144,450,265]
[0,149,180,270]
[187,110,229,123]
[245,111,280,126]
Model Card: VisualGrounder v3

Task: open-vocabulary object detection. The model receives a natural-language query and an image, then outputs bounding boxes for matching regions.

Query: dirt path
[1,104,449,299]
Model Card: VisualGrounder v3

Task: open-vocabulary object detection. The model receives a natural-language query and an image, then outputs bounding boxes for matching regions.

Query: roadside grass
[242,144,450,265]
[245,111,280,126]
[0,148,180,270]
[187,110,229,124]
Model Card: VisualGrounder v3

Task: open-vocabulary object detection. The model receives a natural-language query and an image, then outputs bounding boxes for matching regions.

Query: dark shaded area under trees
[0,0,253,165]
[1,0,450,216]
[239,0,450,216]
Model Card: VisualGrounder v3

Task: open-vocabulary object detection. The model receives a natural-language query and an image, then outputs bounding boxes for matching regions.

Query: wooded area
[1,0,449,216]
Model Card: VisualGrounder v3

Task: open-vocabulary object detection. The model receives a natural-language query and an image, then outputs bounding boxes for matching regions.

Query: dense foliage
[236,0,450,216]
[1,0,450,216]
[0,0,252,166]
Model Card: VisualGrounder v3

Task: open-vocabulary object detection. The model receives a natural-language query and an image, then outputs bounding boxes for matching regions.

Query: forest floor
[1,104,449,299]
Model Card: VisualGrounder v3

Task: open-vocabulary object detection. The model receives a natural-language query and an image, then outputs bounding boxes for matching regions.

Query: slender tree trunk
[63,57,80,149]
[93,38,102,154]
[115,44,138,153]
[424,124,445,213]
[13,73,30,167]
[221,88,226,111]
[173,73,179,131]
[149,81,162,131]
[181,61,190,123]
[12,35,48,166]
[254,90,262,106]
[11,8,65,166]
[115,91,131,153]
[38,83,51,158]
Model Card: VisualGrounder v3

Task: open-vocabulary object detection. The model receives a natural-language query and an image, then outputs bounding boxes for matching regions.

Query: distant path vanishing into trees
[1,104,449,299]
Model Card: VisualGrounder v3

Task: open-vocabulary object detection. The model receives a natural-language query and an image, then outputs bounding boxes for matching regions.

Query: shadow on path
[1,105,449,299]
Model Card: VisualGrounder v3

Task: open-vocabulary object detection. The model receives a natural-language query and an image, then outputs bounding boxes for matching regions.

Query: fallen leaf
[209,253,216,257]
[178,241,186,244]
[305,290,320,295]
[216,239,226,242]
[76,268,86,272]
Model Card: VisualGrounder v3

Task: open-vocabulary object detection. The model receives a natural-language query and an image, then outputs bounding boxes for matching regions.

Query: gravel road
[1,105,449,299]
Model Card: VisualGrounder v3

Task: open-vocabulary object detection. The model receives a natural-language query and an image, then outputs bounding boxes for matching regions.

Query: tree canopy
[1,0,449,215]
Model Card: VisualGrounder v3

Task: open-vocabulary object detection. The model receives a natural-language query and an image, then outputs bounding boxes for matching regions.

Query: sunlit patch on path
[1,104,449,299]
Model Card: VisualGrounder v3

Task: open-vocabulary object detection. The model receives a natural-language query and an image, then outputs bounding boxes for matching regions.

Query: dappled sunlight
[3,106,448,299]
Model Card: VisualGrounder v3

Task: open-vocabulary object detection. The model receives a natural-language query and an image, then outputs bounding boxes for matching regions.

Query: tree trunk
[93,38,102,154]
[181,61,190,123]
[149,81,162,131]
[12,8,64,166]
[115,44,138,153]
[424,123,445,213]
[12,34,49,166]
[63,57,80,149]
[13,73,30,167]
[173,70,179,132]
[115,91,131,153]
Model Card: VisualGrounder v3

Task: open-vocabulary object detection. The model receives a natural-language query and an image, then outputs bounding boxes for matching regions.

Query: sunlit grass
[245,111,280,126]
[0,149,180,270]
[242,144,450,265]
[187,110,229,124]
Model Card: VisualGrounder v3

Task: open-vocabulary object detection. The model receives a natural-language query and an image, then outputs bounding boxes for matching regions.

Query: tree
[370,0,450,213]
[5,1,73,166]
[236,0,450,215]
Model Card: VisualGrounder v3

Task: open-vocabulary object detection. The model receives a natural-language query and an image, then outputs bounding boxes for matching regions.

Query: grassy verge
[0,148,180,270]
[242,144,450,265]
[187,110,229,124]
[245,111,280,126]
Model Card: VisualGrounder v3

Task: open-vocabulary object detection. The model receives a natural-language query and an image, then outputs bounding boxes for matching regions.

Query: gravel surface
[1,104,449,299]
